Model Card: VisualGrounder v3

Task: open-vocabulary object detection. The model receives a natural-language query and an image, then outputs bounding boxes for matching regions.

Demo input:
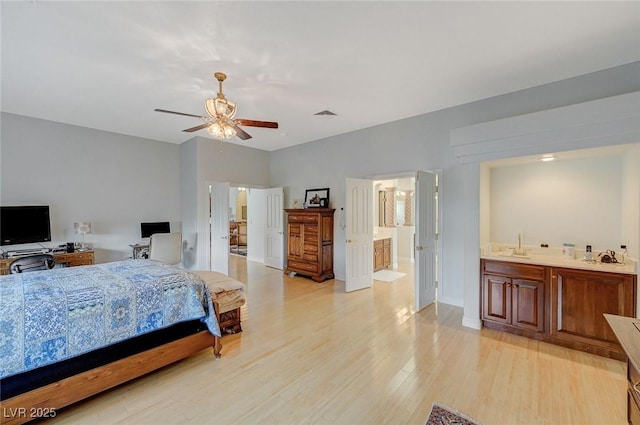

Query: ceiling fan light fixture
[156,71,277,142]
[207,121,237,140]
[205,98,237,120]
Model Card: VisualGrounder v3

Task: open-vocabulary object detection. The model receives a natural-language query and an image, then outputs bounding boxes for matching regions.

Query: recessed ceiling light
[541,154,555,162]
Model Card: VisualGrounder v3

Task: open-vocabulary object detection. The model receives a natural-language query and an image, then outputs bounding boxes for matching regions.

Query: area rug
[426,402,481,425]
[372,269,406,282]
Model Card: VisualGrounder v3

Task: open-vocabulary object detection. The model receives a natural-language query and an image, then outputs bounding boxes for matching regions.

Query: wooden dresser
[285,208,335,282]
[0,251,95,275]
[604,314,640,425]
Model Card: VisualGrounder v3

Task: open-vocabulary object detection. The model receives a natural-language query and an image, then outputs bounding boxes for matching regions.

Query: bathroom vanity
[481,252,637,360]
[374,237,391,271]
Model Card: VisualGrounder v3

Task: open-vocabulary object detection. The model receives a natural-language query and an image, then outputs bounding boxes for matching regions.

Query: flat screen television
[141,221,170,238]
[1,205,52,245]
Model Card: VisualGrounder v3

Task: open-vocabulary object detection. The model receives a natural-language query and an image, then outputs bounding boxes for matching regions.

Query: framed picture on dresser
[304,188,329,208]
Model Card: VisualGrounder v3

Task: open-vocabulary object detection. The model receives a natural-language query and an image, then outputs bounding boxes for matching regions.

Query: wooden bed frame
[0,331,221,425]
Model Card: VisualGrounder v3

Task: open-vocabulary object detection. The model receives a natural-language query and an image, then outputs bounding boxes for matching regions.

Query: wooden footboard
[0,331,220,424]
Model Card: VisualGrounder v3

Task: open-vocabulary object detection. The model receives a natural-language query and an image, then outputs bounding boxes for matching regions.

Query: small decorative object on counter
[598,250,618,263]
[562,243,575,259]
[585,245,593,261]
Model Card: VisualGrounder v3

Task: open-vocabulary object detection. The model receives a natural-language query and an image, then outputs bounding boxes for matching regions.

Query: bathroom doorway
[345,170,441,311]
[229,187,248,257]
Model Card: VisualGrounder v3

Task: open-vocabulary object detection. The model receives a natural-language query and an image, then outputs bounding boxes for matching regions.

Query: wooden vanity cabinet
[285,209,335,282]
[482,259,637,360]
[551,267,635,357]
[374,238,391,272]
[482,260,547,333]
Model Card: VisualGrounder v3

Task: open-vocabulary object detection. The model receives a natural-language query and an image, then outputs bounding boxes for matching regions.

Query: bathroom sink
[498,252,530,259]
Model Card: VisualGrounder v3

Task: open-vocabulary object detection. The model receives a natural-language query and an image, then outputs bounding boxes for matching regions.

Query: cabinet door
[287,223,303,260]
[482,274,511,324]
[512,278,545,332]
[383,240,391,268]
[551,268,635,347]
[374,244,383,271]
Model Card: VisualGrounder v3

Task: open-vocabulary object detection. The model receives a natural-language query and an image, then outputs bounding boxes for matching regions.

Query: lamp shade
[74,222,92,234]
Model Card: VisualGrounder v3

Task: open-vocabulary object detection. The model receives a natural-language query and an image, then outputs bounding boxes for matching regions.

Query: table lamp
[74,222,92,250]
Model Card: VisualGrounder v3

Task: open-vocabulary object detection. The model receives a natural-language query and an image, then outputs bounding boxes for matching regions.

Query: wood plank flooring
[52,257,626,424]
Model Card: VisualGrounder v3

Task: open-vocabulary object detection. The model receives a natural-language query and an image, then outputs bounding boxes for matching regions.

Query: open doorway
[208,183,284,274]
[345,171,441,311]
[229,187,248,257]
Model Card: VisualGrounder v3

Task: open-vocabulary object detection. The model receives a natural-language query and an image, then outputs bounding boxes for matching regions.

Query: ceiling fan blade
[183,123,211,133]
[155,108,204,119]
[236,119,278,129]
[234,126,252,140]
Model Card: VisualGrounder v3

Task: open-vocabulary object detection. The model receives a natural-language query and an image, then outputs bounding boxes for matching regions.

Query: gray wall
[179,136,271,269]
[269,61,640,307]
[1,113,181,263]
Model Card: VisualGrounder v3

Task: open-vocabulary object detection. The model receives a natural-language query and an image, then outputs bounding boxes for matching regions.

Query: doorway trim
[355,169,443,307]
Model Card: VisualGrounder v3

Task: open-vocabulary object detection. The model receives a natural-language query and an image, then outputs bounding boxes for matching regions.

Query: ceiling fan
[155,72,278,141]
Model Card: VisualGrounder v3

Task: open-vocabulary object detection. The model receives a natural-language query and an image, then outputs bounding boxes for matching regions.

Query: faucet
[513,233,526,256]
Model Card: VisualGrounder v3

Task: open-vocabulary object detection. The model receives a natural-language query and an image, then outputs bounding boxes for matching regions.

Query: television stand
[0,251,94,275]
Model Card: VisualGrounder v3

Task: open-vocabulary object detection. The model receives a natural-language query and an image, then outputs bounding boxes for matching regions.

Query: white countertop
[481,252,637,275]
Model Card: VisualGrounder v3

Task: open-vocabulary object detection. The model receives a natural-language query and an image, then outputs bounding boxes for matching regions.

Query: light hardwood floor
[54,257,627,425]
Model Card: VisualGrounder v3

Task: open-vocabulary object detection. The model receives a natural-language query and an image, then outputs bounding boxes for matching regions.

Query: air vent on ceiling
[314,110,337,116]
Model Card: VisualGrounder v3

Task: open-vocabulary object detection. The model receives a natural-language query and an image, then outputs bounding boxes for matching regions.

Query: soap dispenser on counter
[585,245,593,261]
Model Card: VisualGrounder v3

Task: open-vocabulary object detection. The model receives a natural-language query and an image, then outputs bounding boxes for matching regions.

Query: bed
[0,259,222,424]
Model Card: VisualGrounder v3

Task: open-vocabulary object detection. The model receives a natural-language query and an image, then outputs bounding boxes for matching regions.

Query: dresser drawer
[288,214,318,223]
[302,254,318,262]
[288,260,318,273]
[72,253,94,261]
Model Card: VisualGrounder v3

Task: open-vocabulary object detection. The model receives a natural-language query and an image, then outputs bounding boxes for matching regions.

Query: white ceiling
[2,1,639,152]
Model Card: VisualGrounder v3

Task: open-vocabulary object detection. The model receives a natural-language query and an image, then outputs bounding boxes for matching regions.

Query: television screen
[1,205,52,245]
[141,221,170,238]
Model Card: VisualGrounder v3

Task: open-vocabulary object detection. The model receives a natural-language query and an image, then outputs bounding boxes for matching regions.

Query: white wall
[270,62,640,316]
[621,144,640,260]
[180,136,271,270]
[1,113,181,263]
[180,138,199,268]
[489,155,624,252]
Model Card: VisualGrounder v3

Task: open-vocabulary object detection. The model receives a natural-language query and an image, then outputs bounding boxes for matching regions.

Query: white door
[415,170,437,310]
[210,182,230,275]
[345,178,374,292]
[264,187,284,269]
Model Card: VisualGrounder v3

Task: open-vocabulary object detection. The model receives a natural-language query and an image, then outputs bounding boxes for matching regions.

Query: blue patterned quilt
[0,259,220,379]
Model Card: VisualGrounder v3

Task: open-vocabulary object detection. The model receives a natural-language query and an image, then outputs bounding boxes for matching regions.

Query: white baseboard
[437,296,462,307]
[462,316,482,330]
